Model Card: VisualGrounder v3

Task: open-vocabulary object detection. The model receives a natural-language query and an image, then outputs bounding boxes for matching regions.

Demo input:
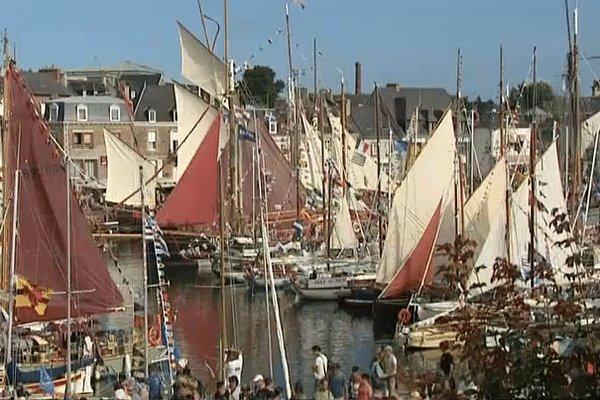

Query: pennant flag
[239,126,257,142]
[39,366,54,394]
[16,277,53,316]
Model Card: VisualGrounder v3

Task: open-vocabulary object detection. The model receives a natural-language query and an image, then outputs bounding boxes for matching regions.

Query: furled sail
[299,113,326,191]
[157,114,222,228]
[377,110,456,297]
[327,111,389,192]
[178,22,226,100]
[6,63,123,324]
[509,142,575,283]
[330,196,358,250]
[174,84,219,183]
[103,129,156,207]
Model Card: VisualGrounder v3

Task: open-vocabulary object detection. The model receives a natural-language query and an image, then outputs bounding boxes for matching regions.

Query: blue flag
[39,366,54,394]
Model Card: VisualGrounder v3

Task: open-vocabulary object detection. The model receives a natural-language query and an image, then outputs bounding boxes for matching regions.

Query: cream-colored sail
[509,142,575,284]
[178,22,226,100]
[103,129,156,207]
[377,110,456,286]
[174,84,219,182]
[463,157,507,264]
[327,112,389,191]
[330,196,358,250]
[299,113,326,191]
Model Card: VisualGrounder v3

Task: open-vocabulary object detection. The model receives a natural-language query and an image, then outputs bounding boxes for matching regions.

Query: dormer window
[110,105,121,122]
[172,109,178,122]
[148,108,157,123]
[77,104,88,122]
[50,103,60,122]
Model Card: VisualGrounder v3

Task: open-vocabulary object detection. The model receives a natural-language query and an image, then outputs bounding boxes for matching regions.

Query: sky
[2,0,600,101]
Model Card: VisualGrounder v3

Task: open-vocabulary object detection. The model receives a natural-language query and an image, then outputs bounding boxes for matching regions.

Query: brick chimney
[355,62,362,95]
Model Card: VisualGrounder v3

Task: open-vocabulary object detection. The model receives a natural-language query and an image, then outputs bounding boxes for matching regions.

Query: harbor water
[101,239,402,397]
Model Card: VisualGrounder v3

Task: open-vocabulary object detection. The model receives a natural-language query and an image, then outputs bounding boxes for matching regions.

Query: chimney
[355,62,362,95]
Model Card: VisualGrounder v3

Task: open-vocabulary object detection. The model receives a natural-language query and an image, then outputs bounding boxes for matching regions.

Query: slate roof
[133,83,176,122]
[66,61,162,76]
[23,72,75,97]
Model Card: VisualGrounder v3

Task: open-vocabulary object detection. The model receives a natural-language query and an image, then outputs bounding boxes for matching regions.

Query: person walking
[327,364,346,400]
[381,345,397,398]
[357,374,372,400]
[311,346,328,389]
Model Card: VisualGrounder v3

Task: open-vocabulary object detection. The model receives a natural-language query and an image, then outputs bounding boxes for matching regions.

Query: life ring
[398,308,412,325]
[352,221,361,233]
[149,326,161,346]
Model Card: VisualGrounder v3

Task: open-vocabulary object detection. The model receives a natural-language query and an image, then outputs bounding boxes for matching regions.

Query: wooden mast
[375,84,382,255]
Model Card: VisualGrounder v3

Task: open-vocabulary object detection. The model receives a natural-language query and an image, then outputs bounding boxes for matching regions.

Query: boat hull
[404,324,460,349]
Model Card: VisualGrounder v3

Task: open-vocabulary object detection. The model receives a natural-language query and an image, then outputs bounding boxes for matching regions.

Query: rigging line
[581,53,600,82]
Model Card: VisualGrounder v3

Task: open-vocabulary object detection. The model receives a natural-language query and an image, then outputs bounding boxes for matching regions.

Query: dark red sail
[6,64,123,324]
[157,114,221,228]
[241,119,304,216]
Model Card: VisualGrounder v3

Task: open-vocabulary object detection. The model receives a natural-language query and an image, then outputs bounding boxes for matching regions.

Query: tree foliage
[509,81,557,114]
[240,65,285,108]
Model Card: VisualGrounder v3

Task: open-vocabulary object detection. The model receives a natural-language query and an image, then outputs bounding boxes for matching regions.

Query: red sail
[157,114,221,228]
[380,199,443,299]
[241,120,304,216]
[6,64,123,324]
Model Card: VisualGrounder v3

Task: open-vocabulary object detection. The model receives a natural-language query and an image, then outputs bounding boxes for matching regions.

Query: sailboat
[373,109,457,331]
[2,60,123,395]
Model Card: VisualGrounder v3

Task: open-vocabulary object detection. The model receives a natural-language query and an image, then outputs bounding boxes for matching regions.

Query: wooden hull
[403,324,460,349]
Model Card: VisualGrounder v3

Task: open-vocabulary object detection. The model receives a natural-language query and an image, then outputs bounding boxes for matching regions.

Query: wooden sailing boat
[3,60,123,395]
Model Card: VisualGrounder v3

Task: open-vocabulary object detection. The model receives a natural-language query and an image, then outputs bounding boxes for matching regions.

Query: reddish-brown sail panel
[241,120,304,216]
[157,114,221,228]
[380,200,443,299]
[7,64,123,324]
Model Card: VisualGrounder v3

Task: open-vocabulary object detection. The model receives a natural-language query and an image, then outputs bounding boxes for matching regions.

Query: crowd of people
[113,345,403,400]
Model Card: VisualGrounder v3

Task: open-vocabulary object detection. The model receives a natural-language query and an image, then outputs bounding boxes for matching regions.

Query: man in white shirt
[224,349,243,386]
[382,345,397,398]
[311,345,328,391]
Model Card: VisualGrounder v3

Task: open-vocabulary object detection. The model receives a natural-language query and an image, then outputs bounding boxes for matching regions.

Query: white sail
[299,113,326,191]
[330,196,358,250]
[103,129,156,207]
[509,142,575,284]
[174,84,219,182]
[377,110,456,286]
[327,112,389,191]
[463,157,507,265]
[178,22,226,100]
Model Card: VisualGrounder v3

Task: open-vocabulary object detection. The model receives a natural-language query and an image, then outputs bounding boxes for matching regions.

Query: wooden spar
[221,0,229,379]
[341,79,347,196]
[375,84,382,255]
[140,166,149,377]
[529,122,536,288]
[499,46,504,158]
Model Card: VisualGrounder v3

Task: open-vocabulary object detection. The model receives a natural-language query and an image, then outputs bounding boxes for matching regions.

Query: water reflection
[102,240,395,397]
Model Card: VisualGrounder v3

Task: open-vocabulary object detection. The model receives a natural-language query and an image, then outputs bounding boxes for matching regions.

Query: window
[71,159,84,178]
[148,130,157,151]
[76,104,88,122]
[84,159,98,179]
[172,109,178,122]
[73,132,93,148]
[170,130,179,154]
[50,103,60,122]
[110,105,120,122]
[148,108,156,123]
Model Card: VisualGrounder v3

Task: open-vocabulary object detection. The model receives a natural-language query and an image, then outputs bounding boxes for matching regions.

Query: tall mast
[65,154,72,398]
[374,84,382,255]
[2,31,10,305]
[220,0,230,379]
[572,5,581,227]
[529,46,537,288]
[340,79,347,196]
[140,166,149,377]
[285,3,300,219]
[499,45,504,158]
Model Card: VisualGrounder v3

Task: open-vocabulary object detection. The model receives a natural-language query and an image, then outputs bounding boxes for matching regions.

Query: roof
[133,84,176,122]
[23,72,75,97]
[66,61,163,76]
[50,95,125,104]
